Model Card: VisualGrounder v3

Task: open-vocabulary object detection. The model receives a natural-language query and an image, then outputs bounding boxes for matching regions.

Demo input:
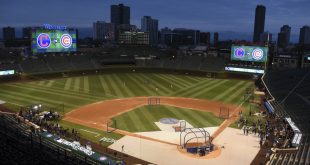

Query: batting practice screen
[231,45,268,62]
[31,28,77,53]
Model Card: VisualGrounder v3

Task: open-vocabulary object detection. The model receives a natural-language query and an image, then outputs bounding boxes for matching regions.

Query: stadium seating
[20,58,51,73]
[44,55,74,72]
[0,62,20,72]
[180,56,203,70]
[0,47,230,75]
[0,113,122,165]
[162,58,182,69]
[69,54,97,70]
[264,68,310,165]
[200,56,225,72]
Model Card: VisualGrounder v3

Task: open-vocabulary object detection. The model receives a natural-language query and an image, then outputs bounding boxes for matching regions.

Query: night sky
[1,0,309,41]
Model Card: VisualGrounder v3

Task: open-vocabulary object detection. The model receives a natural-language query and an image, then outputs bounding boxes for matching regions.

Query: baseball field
[0,72,257,146]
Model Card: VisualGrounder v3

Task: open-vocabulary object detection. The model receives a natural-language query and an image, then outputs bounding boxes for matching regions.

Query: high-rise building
[200,32,211,45]
[253,5,266,42]
[160,27,173,45]
[111,4,130,26]
[22,27,32,39]
[277,33,287,48]
[280,25,291,42]
[214,32,219,46]
[299,25,310,44]
[3,26,15,41]
[278,25,291,48]
[141,16,158,45]
[92,21,115,41]
[118,31,149,45]
[260,32,272,43]
[172,28,200,45]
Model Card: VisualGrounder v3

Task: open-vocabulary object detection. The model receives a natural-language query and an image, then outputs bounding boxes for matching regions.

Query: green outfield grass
[0,72,253,113]
[112,105,224,132]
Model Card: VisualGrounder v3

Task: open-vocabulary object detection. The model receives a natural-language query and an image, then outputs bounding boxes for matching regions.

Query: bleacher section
[135,55,225,72]
[0,46,228,74]
[0,54,227,74]
[70,55,97,70]
[180,56,203,70]
[0,62,20,72]
[200,56,225,72]
[20,58,50,73]
[45,55,74,72]
[162,58,182,69]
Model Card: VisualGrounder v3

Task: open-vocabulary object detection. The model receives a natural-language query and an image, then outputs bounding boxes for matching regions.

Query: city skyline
[1,0,309,41]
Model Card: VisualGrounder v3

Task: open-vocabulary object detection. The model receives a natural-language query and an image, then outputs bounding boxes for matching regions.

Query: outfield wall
[0,67,255,83]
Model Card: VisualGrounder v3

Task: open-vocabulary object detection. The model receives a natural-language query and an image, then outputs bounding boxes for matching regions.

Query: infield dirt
[63,97,244,141]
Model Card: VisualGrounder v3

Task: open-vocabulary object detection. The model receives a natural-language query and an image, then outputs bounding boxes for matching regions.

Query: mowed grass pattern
[112,105,224,132]
[0,73,253,113]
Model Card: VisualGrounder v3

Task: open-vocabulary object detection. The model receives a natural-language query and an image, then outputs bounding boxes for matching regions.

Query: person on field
[243,125,246,135]
[121,145,124,152]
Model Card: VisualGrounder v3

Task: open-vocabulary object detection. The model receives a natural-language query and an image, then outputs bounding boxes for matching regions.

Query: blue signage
[43,24,67,30]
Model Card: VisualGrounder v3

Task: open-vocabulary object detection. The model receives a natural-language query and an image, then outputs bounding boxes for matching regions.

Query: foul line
[79,129,100,137]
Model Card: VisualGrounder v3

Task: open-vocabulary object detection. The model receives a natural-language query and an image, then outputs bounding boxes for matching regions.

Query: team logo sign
[234,47,245,58]
[60,34,72,48]
[252,48,264,60]
[37,33,51,48]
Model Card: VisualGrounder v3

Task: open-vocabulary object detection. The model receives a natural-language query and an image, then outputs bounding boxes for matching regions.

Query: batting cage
[219,107,230,119]
[106,119,117,133]
[147,97,161,105]
[179,128,214,155]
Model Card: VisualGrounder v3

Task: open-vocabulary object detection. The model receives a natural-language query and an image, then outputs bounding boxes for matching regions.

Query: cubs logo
[252,48,264,60]
[234,47,245,58]
[37,33,51,48]
[60,34,72,48]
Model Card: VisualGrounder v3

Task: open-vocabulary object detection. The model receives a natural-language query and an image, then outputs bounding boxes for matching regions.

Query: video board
[231,45,268,62]
[0,70,15,76]
[32,28,77,53]
[224,67,264,74]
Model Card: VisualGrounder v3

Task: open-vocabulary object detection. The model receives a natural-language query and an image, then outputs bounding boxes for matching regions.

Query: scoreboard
[31,27,77,53]
[231,45,268,62]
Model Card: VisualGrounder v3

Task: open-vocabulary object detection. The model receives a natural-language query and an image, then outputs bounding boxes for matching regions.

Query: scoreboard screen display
[0,70,15,76]
[231,45,268,62]
[32,28,77,53]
